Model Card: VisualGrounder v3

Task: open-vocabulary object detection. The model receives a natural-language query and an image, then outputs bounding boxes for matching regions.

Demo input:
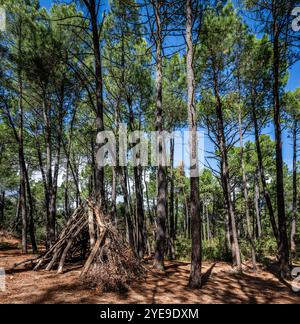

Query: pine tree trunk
[213,68,241,271]
[89,1,105,207]
[128,98,146,259]
[206,200,211,241]
[252,100,279,244]
[25,167,37,253]
[238,106,257,271]
[169,137,176,259]
[291,118,298,259]
[153,0,167,271]
[273,17,290,276]
[120,167,135,252]
[186,0,202,288]
[0,191,5,227]
[144,169,154,225]
[254,170,262,238]
[111,166,117,225]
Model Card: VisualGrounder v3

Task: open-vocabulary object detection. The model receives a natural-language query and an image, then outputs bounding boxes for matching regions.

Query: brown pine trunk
[42,94,54,248]
[213,68,241,271]
[169,137,176,259]
[18,30,27,254]
[64,161,70,219]
[111,167,117,225]
[186,0,202,288]
[128,99,146,259]
[89,0,105,206]
[0,191,5,227]
[202,201,207,242]
[205,200,211,241]
[273,15,290,276]
[120,166,135,252]
[254,170,262,238]
[238,106,257,271]
[144,169,154,226]
[175,193,179,238]
[252,100,279,244]
[291,117,298,259]
[134,166,146,258]
[24,167,37,253]
[153,0,167,271]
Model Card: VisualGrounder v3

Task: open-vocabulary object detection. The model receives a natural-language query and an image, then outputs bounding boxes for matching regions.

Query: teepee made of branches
[12,199,144,284]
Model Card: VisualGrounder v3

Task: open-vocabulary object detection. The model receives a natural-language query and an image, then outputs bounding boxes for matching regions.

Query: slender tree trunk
[273,14,290,277]
[213,68,241,271]
[64,160,70,219]
[134,166,146,258]
[128,99,146,258]
[88,207,96,249]
[175,193,179,238]
[238,106,257,271]
[64,108,77,219]
[89,1,105,207]
[120,167,135,252]
[42,94,54,248]
[153,0,167,271]
[223,185,236,264]
[206,200,211,241]
[202,201,207,242]
[252,100,279,244]
[291,117,298,259]
[186,0,202,288]
[111,167,117,225]
[35,135,50,248]
[254,170,262,238]
[24,167,37,253]
[18,25,27,253]
[0,191,5,226]
[169,137,176,259]
[144,169,154,225]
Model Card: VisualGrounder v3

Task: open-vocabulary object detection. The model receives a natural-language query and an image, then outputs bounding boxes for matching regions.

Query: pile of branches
[12,199,144,291]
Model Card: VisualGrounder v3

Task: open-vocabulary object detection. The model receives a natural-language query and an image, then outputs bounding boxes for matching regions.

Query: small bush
[256,236,278,259]
[175,237,230,262]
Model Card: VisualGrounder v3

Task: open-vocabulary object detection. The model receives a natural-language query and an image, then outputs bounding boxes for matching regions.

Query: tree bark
[273,9,290,277]
[24,167,37,253]
[186,0,202,288]
[205,199,211,241]
[0,191,4,226]
[120,166,135,252]
[88,0,105,206]
[128,98,146,259]
[238,105,257,271]
[153,0,167,271]
[254,170,262,238]
[252,100,279,244]
[42,94,54,248]
[291,117,298,259]
[111,166,117,225]
[168,137,176,259]
[213,67,241,271]
[18,23,27,254]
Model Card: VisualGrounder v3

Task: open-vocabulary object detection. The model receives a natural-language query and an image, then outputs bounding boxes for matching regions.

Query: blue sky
[39,0,299,170]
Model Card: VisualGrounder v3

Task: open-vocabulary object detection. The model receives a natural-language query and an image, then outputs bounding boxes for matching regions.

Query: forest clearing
[0,232,299,304]
[1,0,300,307]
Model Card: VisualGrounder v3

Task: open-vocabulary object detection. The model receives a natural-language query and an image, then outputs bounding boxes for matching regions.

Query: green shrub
[175,237,230,262]
[256,236,277,258]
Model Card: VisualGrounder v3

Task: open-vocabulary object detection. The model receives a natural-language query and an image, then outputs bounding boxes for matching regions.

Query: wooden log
[80,228,107,277]
[57,220,88,274]
[88,207,96,249]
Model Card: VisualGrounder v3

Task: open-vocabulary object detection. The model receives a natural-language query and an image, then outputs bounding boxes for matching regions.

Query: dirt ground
[0,233,299,304]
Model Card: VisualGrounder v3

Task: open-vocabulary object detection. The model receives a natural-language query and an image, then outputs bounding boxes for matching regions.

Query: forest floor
[0,233,299,304]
